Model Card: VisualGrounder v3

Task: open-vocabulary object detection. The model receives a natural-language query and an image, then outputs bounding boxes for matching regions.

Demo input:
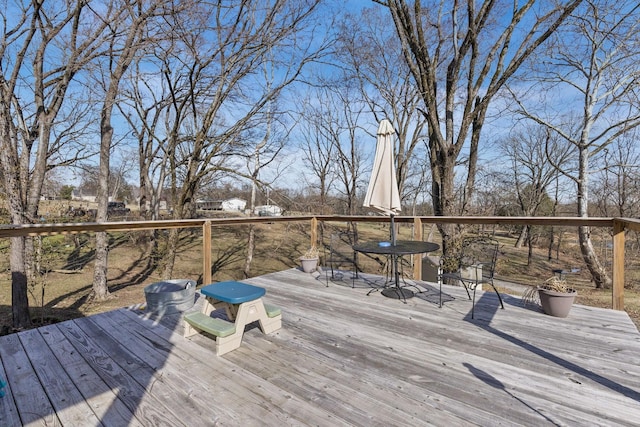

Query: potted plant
[523,276,577,318]
[300,245,319,273]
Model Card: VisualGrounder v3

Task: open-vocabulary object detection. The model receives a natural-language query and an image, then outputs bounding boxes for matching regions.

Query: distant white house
[197,198,246,212]
[221,198,246,211]
[71,190,96,202]
[254,204,282,216]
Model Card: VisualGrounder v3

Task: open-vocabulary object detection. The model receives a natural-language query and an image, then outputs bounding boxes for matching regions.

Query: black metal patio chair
[439,236,504,318]
[325,231,359,287]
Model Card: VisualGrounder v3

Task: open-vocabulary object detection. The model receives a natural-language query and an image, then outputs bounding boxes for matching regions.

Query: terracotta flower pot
[538,287,577,318]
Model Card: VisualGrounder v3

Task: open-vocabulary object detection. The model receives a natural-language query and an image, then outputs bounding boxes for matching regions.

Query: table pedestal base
[352,240,439,303]
[381,287,415,300]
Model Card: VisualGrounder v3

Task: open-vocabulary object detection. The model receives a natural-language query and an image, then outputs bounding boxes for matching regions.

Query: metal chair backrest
[330,232,357,262]
[459,237,499,281]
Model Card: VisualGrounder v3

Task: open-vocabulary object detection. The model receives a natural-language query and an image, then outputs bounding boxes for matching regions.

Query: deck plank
[240,281,571,424]
[118,308,347,426]
[94,308,300,425]
[0,331,59,426]
[18,328,102,426]
[56,318,181,426]
[38,323,143,427]
[84,312,226,425]
[0,347,20,427]
[0,268,639,426]
[246,270,640,426]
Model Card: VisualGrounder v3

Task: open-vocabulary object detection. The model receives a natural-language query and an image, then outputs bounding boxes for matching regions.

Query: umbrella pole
[390,213,400,293]
[390,213,396,245]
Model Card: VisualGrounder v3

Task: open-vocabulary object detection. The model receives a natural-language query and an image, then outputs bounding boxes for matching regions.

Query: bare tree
[337,7,427,206]
[498,125,574,248]
[376,0,582,262]
[298,83,367,216]
[242,52,289,278]
[118,57,172,220]
[473,167,516,218]
[0,1,110,328]
[592,134,640,218]
[91,0,172,300]
[144,0,325,278]
[510,0,640,288]
[77,163,132,201]
[115,54,177,272]
[403,147,432,215]
[329,84,368,217]
[298,90,338,214]
[592,133,640,263]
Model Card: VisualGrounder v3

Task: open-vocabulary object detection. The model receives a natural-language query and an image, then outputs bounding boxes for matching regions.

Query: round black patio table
[352,240,440,300]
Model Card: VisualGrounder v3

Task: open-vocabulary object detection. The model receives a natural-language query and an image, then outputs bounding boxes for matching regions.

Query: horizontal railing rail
[0,215,635,310]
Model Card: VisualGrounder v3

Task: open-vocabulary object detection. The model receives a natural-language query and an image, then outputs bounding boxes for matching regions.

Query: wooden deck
[1,268,639,426]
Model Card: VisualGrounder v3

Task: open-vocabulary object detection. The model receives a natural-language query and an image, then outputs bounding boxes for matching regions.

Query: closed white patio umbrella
[363,119,401,244]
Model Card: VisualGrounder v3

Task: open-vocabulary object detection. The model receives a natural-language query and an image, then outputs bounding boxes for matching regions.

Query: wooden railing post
[310,217,318,249]
[413,217,423,280]
[203,220,212,285]
[612,219,625,310]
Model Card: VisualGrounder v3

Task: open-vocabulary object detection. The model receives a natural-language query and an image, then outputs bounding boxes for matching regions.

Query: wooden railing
[1,215,638,310]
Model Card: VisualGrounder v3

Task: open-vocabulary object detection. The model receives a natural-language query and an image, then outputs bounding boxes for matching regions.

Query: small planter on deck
[299,245,319,273]
[523,276,577,318]
[300,257,319,273]
[538,286,577,318]
[144,279,196,315]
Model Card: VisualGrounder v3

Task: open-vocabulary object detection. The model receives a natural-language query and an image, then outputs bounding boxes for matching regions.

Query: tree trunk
[143,230,158,271]
[556,231,563,260]
[10,237,31,329]
[577,148,611,288]
[243,225,256,279]
[92,0,158,298]
[91,78,115,300]
[432,138,465,271]
[92,122,112,300]
[162,228,179,279]
[578,225,611,288]
[515,227,527,248]
[547,227,555,261]
[526,226,534,267]
[0,119,32,328]
[92,232,111,299]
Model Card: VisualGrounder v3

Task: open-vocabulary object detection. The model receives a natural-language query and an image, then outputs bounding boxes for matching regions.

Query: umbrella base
[381,287,415,300]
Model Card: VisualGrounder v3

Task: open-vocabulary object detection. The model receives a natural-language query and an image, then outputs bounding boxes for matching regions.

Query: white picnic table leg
[233,299,282,334]
[215,299,262,356]
[186,294,282,355]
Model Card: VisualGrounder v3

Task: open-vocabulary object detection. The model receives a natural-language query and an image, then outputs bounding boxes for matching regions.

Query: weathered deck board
[242,272,640,425]
[39,323,144,427]
[0,268,639,426]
